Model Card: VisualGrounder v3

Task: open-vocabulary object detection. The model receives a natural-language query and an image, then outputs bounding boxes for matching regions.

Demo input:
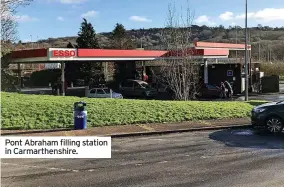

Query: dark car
[251,101,284,133]
[197,84,223,98]
[151,82,173,94]
[119,79,158,98]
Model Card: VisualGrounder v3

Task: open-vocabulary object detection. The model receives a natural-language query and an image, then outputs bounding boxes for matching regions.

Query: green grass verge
[1,92,267,130]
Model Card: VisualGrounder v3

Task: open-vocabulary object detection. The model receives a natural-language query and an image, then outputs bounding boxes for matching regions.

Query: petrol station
[8,41,259,96]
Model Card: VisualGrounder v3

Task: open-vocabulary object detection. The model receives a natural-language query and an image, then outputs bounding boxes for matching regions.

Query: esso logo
[52,50,76,57]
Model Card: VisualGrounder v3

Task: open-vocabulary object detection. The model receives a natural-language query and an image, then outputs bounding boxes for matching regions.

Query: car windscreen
[96,89,105,94]
[140,83,151,88]
[206,84,217,89]
[103,89,111,94]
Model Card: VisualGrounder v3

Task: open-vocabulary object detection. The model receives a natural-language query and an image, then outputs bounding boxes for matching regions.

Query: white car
[88,88,123,99]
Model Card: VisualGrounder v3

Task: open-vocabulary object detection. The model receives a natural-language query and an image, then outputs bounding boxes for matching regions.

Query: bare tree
[1,0,33,91]
[154,2,201,100]
[1,0,33,56]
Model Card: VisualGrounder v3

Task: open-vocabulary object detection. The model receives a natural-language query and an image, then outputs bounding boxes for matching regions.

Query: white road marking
[1,162,80,172]
[158,161,168,164]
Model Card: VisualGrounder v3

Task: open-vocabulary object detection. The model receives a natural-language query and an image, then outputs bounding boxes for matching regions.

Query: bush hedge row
[1,92,265,130]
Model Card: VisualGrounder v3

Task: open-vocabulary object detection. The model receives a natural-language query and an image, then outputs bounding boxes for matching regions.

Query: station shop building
[8,42,260,95]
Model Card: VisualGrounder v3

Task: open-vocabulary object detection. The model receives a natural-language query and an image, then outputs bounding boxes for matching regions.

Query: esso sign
[52,50,76,57]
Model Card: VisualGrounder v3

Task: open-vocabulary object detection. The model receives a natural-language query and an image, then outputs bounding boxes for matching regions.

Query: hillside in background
[15,25,284,61]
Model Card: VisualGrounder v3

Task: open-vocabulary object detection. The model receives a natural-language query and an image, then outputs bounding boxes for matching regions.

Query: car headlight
[253,108,266,113]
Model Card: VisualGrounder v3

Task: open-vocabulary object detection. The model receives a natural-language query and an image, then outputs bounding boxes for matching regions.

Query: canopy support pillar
[17,63,22,88]
[61,62,65,96]
[204,59,208,84]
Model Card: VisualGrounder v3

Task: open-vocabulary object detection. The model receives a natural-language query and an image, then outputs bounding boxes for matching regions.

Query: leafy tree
[111,23,136,84]
[67,18,102,86]
[111,23,135,49]
[66,42,77,48]
[76,18,99,48]
[219,25,225,30]
[112,23,126,40]
[257,24,263,29]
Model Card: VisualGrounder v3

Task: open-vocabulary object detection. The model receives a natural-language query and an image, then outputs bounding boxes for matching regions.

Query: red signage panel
[52,50,76,57]
[11,48,48,59]
[195,41,251,49]
[77,49,168,58]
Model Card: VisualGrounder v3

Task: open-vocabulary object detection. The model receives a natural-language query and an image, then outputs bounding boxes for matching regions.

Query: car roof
[90,87,109,90]
[124,79,148,84]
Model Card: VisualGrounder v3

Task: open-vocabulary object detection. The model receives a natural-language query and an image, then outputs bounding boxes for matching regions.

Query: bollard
[74,102,87,130]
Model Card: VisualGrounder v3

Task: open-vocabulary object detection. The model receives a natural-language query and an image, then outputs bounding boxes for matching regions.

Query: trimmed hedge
[1,92,266,130]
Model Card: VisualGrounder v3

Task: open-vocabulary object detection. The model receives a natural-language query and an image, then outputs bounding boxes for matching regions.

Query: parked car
[88,88,123,99]
[197,84,223,98]
[151,82,170,93]
[251,101,284,133]
[119,79,158,98]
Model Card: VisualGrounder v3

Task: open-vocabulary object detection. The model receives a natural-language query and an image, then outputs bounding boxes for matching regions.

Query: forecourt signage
[47,48,166,61]
[48,48,78,61]
[53,49,76,57]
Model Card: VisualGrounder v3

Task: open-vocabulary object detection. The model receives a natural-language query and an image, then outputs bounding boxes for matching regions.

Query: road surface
[2,129,284,187]
[235,93,284,102]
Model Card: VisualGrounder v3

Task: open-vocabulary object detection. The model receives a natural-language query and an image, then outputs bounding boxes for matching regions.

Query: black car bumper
[251,111,266,129]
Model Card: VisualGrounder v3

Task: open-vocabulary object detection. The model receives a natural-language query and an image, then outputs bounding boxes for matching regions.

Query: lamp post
[37,36,39,48]
[235,25,238,58]
[244,0,249,101]
[30,35,33,49]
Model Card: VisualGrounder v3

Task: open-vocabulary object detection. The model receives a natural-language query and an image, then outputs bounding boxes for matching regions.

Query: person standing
[220,82,226,99]
[224,81,233,98]
[64,80,68,94]
[143,73,148,82]
[51,81,57,95]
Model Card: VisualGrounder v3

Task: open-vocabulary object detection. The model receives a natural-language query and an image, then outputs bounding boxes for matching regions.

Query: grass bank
[1,92,266,130]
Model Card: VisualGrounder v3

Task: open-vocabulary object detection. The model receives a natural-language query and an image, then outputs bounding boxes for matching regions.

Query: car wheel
[142,92,148,99]
[219,92,223,99]
[194,93,200,99]
[266,116,283,133]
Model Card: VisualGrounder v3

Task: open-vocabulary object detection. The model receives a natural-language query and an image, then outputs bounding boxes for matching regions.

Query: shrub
[1,92,266,130]
[261,62,284,77]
